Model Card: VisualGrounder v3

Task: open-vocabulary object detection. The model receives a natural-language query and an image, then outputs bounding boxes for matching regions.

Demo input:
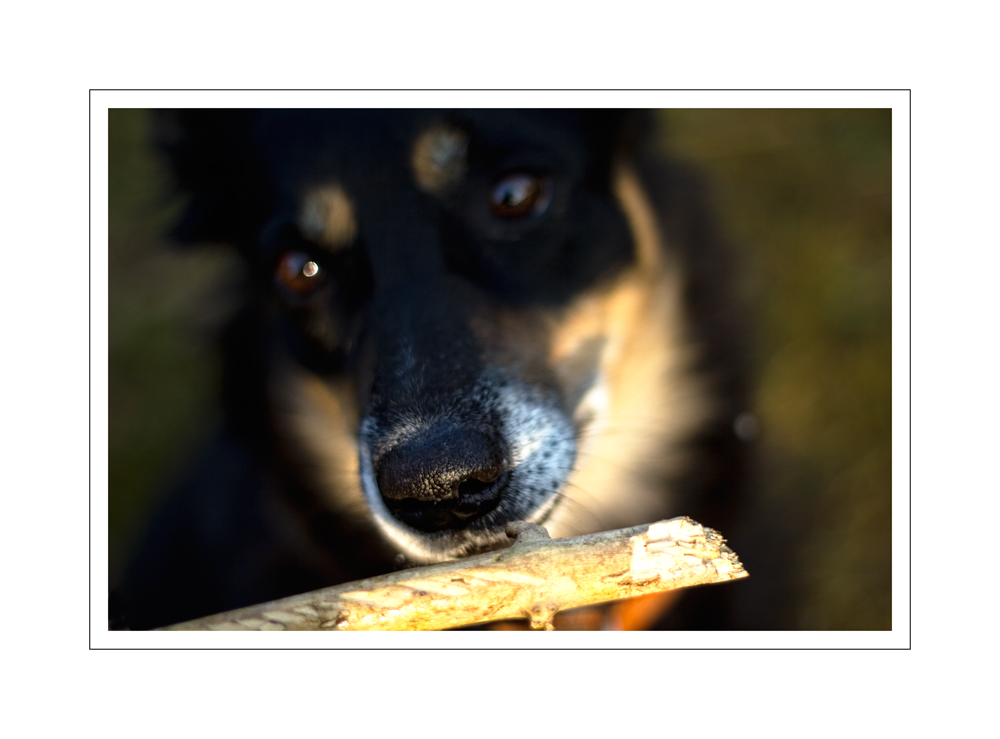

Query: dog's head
[161,109,712,563]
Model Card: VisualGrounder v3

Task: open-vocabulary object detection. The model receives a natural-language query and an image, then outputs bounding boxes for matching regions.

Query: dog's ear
[153,109,266,246]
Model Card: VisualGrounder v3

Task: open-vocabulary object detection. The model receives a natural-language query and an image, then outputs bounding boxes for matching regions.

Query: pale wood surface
[160,516,747,631]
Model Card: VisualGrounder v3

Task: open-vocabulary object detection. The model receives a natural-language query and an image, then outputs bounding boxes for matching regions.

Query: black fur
[116,110,750,630]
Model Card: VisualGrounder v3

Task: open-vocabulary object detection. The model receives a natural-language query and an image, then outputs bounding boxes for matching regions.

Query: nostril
[457,477,492,498]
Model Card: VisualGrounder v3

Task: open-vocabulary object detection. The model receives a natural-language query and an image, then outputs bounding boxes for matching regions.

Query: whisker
[550,480,610,535]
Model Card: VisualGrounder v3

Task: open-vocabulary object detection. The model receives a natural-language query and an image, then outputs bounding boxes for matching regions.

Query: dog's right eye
[489,172,551,219]
[275,251,327,296]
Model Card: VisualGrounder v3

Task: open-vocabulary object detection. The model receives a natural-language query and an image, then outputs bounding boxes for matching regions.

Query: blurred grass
[108,108,893,629]
[108,109,236,584]
[660,110,892,629]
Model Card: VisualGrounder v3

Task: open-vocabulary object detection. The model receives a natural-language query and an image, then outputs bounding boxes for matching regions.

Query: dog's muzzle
[357,377,578,562]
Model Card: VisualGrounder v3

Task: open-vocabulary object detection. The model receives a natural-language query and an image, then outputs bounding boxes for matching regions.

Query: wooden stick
[160,517,747,631]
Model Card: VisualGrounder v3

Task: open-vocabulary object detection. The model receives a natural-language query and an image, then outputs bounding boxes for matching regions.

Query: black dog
[115,109,750,630]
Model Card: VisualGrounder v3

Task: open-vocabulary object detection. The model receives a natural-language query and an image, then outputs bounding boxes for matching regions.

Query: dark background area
[107,108,892,630]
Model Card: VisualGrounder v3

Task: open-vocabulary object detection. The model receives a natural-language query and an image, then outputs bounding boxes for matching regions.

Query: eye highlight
[276,251,326,296]
[489,172,551,219]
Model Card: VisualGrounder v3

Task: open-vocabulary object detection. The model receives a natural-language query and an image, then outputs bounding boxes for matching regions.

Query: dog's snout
[374,424,508,531]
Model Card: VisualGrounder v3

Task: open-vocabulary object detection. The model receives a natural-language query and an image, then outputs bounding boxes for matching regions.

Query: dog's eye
[275,251,326,296]
[489,172,550,219]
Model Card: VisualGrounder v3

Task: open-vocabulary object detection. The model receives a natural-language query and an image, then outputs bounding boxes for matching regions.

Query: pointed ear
[153,109,265,246]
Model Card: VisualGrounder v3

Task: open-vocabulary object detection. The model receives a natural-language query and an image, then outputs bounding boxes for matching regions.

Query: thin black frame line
[91,87,911,92]
[88,90,92,648]
[908,89,912,650]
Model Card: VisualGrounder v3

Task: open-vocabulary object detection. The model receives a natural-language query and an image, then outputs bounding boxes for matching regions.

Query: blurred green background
[107,108,892,630]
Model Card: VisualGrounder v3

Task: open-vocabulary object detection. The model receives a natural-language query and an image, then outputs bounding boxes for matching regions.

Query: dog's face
[168,109,711,564]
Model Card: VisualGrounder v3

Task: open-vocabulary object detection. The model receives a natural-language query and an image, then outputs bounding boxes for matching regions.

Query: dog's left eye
[489,172,551,219]
[275,251,327,296]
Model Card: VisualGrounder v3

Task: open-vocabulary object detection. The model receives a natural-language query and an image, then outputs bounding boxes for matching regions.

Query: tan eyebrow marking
[411,124,469,193]
[297,184,358,250]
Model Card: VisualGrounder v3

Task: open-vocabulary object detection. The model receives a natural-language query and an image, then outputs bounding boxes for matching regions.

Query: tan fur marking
[543,164,712,539]
[612,163,663,272]
[411,124,468,193]
[272,360,368,517]
[297,184,358,250]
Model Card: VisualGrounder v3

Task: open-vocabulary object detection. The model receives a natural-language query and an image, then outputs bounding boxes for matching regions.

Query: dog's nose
[375,424,508,531]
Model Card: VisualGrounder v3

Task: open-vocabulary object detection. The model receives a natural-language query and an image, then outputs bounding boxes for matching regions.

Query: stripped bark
[160,516,747,632]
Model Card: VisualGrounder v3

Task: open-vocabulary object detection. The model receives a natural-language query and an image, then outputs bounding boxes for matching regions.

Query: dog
[114,109,751,630]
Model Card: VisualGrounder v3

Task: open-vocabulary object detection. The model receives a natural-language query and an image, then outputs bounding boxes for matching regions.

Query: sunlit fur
[548,164,712,536]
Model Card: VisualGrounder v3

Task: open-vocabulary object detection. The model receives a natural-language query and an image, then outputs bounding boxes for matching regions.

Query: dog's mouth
[357,378,577,563]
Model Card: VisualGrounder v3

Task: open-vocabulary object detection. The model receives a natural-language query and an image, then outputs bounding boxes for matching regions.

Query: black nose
[374,424,508,532]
